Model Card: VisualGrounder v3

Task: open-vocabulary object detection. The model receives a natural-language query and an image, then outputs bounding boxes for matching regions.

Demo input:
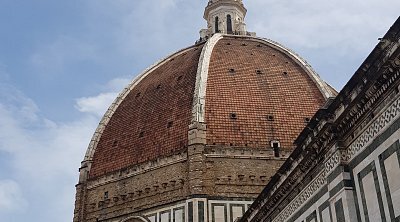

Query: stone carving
[272,170,326,222]
[342,96,400,162]
[325,150,340,174]
[87,152,187,189]
[95,178,185,210]
[338,56,399,139]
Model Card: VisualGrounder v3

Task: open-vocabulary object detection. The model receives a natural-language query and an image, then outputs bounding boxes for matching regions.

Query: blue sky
[0,0,398,221]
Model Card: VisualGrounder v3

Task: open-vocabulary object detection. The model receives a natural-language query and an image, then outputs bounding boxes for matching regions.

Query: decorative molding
[95,180,186,211]
[341,96,400,162]
[273,170,326,222]
[204,146,290,160]
[215,174,271,186]
[325,149,341,174]
[337,53,400,139]
[120,216,150,222]
[87,152,187,189]
[250,152,319,221]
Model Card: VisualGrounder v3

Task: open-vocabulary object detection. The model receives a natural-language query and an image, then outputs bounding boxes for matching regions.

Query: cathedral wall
[348,97,400,222]
[141,198,253,222]
[83,197,254,222]
[80,153,189,222]
[202,146,287,197]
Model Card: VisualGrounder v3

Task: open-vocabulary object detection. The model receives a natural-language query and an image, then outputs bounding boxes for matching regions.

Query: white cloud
[105,77,131,91]
[75,77,130,117]
[0,79,125,221]
[0,104,30,153]
[0,180,27,212]
[83,0,202,64]
[75,92,118,117]
[0,84,39,123]
[242,0,400,90]
[0,89,90,221]
[247,0,399,55]
[0,85,41,154]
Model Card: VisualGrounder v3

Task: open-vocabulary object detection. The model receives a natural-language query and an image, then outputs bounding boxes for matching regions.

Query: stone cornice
[86,152,187,189]
[204,145,291,160]
[335,48,400,142]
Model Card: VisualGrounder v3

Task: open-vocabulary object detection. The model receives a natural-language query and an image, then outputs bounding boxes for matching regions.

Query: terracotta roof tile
[205,37,325,149]
[89,45,203,178]
[88,36,327,178]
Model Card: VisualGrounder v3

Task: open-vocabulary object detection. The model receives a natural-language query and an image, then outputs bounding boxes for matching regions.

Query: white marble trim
[192,34,223,123]
[273,170,326,222]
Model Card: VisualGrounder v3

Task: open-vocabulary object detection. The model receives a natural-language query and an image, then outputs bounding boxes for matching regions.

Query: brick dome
[83,34,336,179]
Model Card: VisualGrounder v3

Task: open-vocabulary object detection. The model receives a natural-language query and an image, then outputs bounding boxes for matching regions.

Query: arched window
[215,16,219,33]
[271,141,281,158]
[227,14,233,34]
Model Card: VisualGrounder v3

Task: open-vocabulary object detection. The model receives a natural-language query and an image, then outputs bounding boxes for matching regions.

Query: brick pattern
[89,45,203,178]
[85,161,188,218]
[205,37,325,149]
[207,157,285,197]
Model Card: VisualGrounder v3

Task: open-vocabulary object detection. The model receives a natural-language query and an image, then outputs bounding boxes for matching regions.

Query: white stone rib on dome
[191,34,335,126]
[192,34,223,123]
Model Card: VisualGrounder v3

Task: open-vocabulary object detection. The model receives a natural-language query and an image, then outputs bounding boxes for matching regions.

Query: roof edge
[258,36,336,100]
[217,34,336,99]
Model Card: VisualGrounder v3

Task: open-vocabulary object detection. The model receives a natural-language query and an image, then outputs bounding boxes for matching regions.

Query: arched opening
[227,14,233,34]
[215,16,219,33]
[271,140,281,158]
[121,216,149,222]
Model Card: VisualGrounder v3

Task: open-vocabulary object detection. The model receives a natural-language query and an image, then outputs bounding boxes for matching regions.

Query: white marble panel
[363,172,382,222]
[160,212,170,222]
[321,207,331,222]
[148,215,156,222]
[384,152,400,217]
[174,209,183,222]
[231,206,244,222]
[214,206,226,222]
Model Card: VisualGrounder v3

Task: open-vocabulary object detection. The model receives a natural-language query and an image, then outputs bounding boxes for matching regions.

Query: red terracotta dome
[83,34,336,179]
